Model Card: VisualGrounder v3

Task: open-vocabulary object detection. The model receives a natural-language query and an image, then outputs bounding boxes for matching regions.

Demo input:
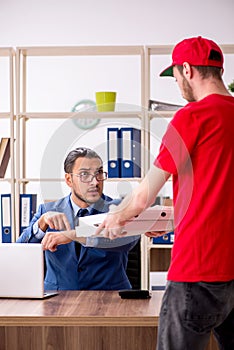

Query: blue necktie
[78,208,89,218]
[75,208,89,258]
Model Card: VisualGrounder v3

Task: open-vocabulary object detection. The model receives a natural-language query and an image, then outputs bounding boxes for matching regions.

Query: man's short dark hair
[176,64,222,80]
[64,147,102,173]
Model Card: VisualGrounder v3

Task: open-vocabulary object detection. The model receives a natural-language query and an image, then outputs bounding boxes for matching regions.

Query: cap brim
[160,65,174,77]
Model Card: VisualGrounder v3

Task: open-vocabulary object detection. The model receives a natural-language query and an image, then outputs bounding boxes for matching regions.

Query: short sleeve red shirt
[154,94,234,282]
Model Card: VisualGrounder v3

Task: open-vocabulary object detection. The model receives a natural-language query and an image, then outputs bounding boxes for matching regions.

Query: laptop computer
[0,243,58,299]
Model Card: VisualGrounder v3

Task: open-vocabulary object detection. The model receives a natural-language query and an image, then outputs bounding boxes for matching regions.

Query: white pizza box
[75,205,174,238]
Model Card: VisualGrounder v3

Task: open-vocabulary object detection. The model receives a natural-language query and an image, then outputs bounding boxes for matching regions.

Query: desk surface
[0,291,218,350]
[0,290,164,327]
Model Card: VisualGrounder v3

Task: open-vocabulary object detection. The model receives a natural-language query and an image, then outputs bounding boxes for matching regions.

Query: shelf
[0,47,15,57]
[148,111,178,119]
[220,44,234,54]
[17,178,65,183]
[148,244,173,249]
[17,177,142,183]
[145,45,173,56]
[0,178,14,183]
[0,113,14,119]
[17,45,144,57]
[17,111,144,120]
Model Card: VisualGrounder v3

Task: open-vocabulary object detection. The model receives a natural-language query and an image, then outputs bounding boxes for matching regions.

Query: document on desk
[75,205,174,238]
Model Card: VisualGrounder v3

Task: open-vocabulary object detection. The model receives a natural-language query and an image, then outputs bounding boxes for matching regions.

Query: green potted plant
[228,80,234,93]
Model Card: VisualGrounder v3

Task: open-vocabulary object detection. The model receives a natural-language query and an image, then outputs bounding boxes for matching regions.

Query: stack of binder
[0,194,37,242]
[107,127,141,178]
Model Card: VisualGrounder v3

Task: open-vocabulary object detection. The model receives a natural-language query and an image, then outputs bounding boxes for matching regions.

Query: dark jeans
[157,280,234,350]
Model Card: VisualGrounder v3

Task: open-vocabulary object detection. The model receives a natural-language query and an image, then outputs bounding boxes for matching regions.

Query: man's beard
[182,77,196,102]
[73,189,100,205]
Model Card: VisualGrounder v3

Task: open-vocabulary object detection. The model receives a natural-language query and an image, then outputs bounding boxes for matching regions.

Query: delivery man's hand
[95,211,127,240]
[145,231,167,238]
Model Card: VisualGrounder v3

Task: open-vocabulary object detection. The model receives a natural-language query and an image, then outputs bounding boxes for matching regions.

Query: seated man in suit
[17,147,140,291]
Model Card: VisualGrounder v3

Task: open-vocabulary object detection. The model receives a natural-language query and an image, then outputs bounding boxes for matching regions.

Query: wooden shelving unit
[0,43,233,287]
[0,47,15,241]
[15,45,148,287]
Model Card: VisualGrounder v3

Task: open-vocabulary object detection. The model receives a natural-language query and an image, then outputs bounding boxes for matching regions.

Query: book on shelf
[0,138,11,178]
[148,99,183,112]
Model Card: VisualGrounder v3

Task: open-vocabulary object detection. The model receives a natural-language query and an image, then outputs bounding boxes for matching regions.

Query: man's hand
[42,231,72,252]
[38,211,71,232]
[145,231,167,238]
[41,230,86,252]
[95,212,126,240]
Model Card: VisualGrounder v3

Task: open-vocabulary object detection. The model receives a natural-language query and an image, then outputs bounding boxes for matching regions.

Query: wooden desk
[0,291,218,350]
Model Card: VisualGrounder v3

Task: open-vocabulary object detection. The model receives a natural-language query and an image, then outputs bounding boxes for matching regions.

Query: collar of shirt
[69,195,91,217]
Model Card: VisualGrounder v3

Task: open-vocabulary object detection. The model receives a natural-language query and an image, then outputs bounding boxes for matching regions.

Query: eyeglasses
[70,170,108,183]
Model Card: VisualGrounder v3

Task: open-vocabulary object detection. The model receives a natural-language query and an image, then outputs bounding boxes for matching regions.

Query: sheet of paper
[75,205,174,238]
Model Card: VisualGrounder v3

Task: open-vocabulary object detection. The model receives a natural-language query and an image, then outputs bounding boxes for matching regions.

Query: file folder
[107,128,121,178]
[148,99,183,112]
[120,127,141,178]
[152,231,174,244]
[1,194,12,243]
[19,194,37,235]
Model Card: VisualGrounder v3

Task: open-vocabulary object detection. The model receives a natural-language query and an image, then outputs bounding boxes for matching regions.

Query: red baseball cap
[160,36,224,77]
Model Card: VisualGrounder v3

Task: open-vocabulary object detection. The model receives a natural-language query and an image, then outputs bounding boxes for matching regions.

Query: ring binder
[107,127,141,178]
[19,194,37,235]
[107,128,121,178]
[1,194,12,243]
[120,127,141,178]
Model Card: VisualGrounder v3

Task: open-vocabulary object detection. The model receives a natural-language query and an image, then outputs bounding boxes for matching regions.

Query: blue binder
[19,194,37,235]
[152,231,174,245]
[107,128,121,178]
[119,127,141,178]
[1,194,12,243]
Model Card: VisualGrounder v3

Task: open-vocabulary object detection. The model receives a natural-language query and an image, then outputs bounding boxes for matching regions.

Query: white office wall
[0,0,233,202]
[0,0,233,45]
